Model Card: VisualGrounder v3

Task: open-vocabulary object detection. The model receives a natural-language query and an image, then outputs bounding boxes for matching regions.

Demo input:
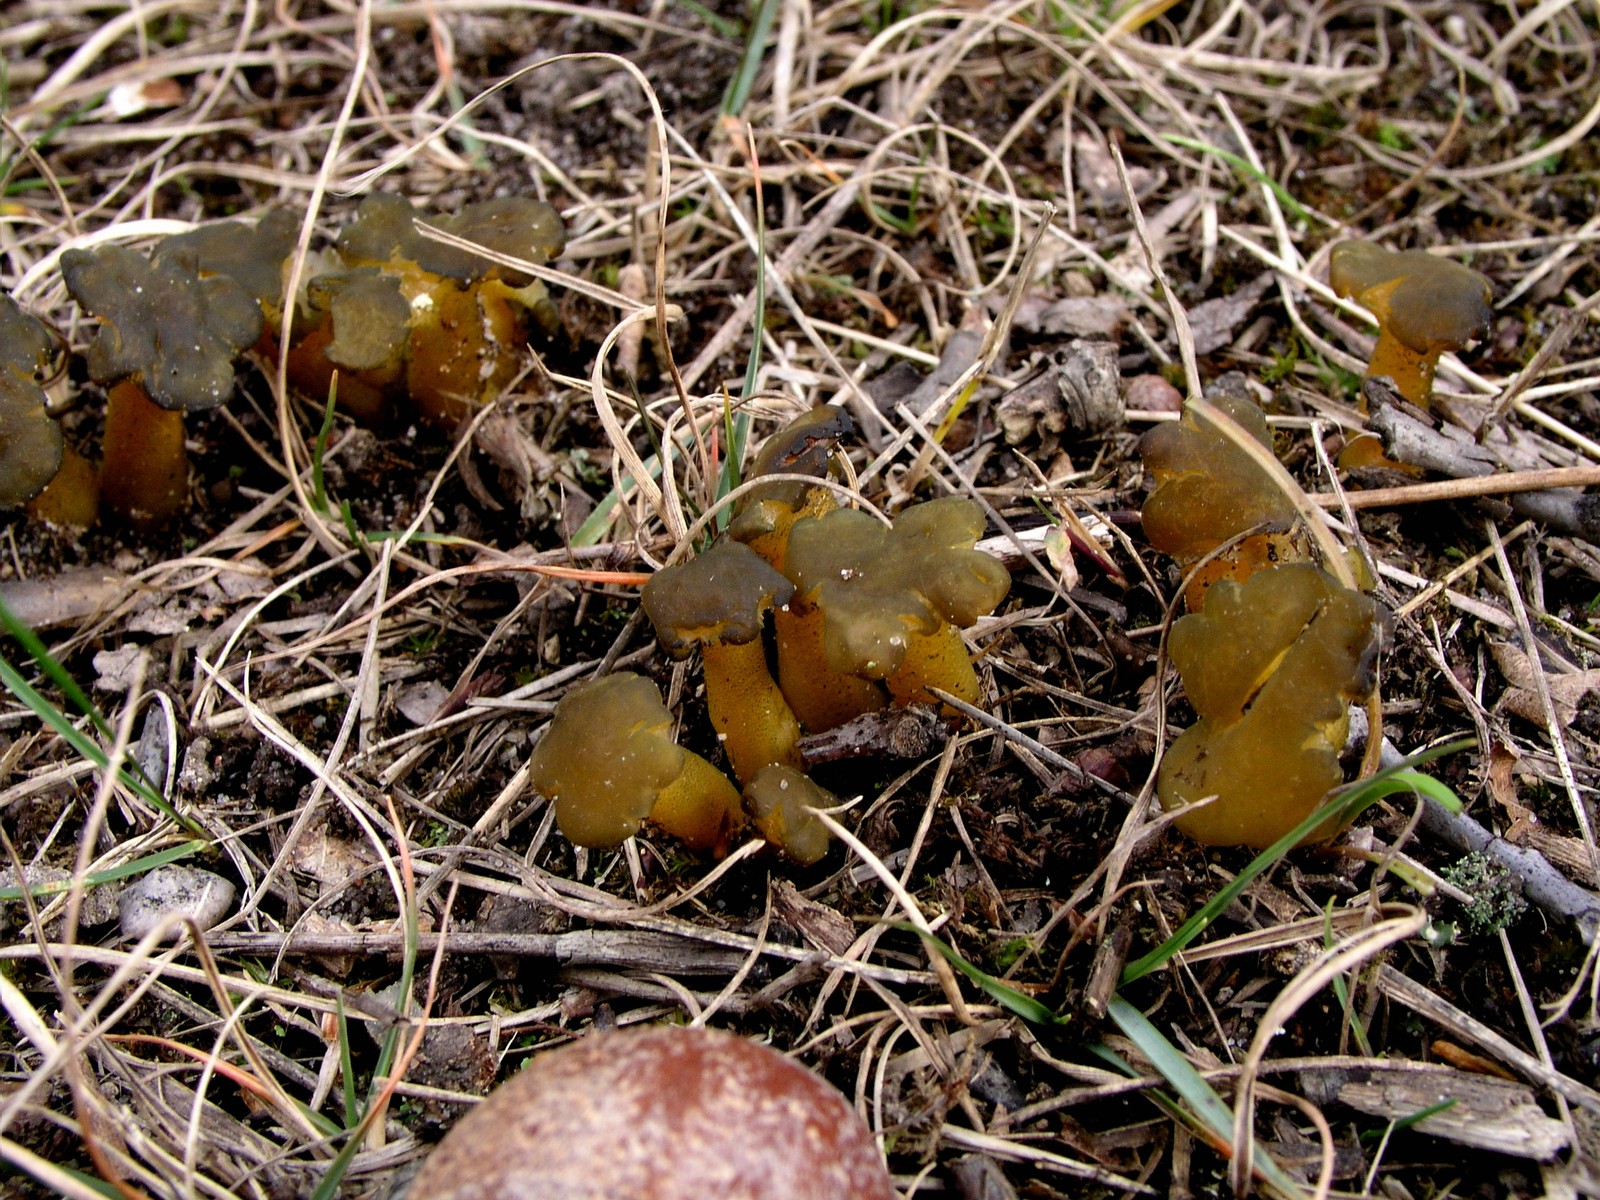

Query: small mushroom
[335,192,564,284]
[1158,562,1382,848]
[407,1025,896,1200]
[1139,393,1302,610]
[642,539,803,786]
[783,496,1011,714]
[528,673,745,855]
[314,192,566,425]
[0,293,65,508]
[153,210,298,329]
[61,244,261,527]
[284,269,412,424]
[727,404,855,566]
[744,764,835,866]
[1329,240,1492,407]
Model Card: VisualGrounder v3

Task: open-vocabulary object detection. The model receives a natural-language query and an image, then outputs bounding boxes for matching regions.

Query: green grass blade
[0,840,208,901]
[1160,134,1313,224]
[337,997,359,1129]
[721,0,780,117]
[0,651,205,837]
[892,922,1066,1027]
[1105,996,1306,1197]
[1122,741,1468,985]
[0,596,110,739]
[311,376,338,514]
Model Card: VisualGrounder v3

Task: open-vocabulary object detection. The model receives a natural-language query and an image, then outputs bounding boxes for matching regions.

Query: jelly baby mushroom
[1329,240,1492,408]
[1157,562,1382,848]
[528,672,746,856]
[744,764,837,866]
[327,192,565,425]
[642,539,803,786]
[61,243,261,528]
[407,1024,896,1200]
[782,496,1011,716]
[0,294,67,513]
[1139,391,1302,611]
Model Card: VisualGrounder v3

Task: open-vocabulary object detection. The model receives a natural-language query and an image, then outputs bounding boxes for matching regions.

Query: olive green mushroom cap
[528,673,686,848]
[1139,392,1296,561]
[336,192,566,284]
[61,245,262,412]
[0,294,63,506]
[154,210,298,315]
[305,269,412,372]
[783,497,1011,679]
[745,765,834,866]
[1329,241,1492,355]
[728,405,856,534]
[642,539,796,660]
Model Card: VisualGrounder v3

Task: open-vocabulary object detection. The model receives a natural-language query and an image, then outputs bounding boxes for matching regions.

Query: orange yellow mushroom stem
[701,639,803,785]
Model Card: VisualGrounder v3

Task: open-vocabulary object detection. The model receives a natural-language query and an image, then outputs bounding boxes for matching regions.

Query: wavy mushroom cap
[0,294,63,506]
[1139,392,1296,563]
[407,1025,895,1200]
[1329,241,1492,355]
[528,673,685,848]
[783,497,1010,680]
[154,210,298,316]
[336,191,565,283]
[642,539,796,659]
[305,269,413,372]
[61,244,262,411]
[728,404,856,528]
[1158,563,1383,848]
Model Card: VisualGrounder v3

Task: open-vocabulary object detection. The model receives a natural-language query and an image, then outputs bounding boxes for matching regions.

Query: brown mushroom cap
[529,673,685,848]
[783,497,1010,680]
[642,539,796,658]
[60,244,262,411]
[407,1025,896,1200]
[0,293,63,506]
[1329,241,1492,355]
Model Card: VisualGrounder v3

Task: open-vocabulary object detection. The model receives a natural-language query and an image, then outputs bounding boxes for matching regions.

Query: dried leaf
[1490,641,1600,729]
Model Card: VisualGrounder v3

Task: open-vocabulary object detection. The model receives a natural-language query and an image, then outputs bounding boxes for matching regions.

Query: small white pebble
[119,866,235,942]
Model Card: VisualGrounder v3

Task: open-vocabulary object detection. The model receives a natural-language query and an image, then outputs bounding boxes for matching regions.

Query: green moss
[1439,852,1527,936]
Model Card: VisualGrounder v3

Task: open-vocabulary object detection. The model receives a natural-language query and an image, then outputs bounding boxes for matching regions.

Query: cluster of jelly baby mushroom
[1132,239,1497,849]
[1,193,564,530]
[527,406,1012,866]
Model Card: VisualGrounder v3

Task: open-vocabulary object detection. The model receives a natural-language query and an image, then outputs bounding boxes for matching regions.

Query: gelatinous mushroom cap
[784,497,1010,680]
[408,1025,896,1200]
[642,540,796,660]
[426,196,567,284]
[61,245,262,412]
[154,210,298,317]
[744,765,834,866]
[730,405,856,522]
[1158,563,1383,848]
[1139,393,1296,563]
[305,269,412,372]
[528,673,685,848]
[336,192,565,283]
[1329,241,1492,357]
[0,294,63,506]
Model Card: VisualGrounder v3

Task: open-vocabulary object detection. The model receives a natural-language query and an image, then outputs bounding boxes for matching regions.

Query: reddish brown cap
[408,1025,895,1200]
